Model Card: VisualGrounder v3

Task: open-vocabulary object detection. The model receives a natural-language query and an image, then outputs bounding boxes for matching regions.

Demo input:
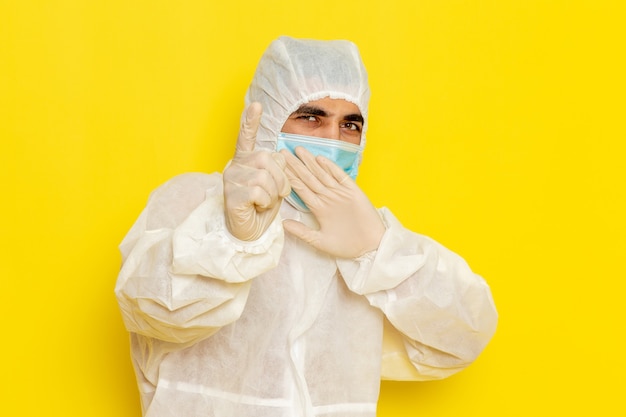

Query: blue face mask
[276,132,363,212]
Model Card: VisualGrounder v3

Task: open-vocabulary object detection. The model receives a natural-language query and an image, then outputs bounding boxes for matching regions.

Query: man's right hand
[223,102,291,241]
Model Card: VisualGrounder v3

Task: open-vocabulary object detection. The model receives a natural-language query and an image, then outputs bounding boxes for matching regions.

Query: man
[115,36,498,417]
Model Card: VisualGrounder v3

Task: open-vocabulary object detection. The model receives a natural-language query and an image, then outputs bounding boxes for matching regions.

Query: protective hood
[244,36,370,152]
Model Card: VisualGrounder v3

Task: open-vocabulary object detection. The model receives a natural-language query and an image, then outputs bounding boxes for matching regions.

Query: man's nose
[318,124,341,141]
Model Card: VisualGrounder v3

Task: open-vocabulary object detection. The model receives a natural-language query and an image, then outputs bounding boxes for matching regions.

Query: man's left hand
[280,146,386,259]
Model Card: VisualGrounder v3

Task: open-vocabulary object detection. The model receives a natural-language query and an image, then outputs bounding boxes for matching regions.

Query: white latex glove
[280,146,386,258]
[223,103,291,241]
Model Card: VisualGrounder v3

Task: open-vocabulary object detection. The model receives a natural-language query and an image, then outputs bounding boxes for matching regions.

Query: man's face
[281,97,364,145]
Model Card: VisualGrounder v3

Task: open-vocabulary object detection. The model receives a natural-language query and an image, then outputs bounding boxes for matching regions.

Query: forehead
[297,97,361,116]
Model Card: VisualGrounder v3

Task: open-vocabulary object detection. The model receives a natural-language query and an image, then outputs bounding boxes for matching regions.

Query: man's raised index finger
[236,102,263,153]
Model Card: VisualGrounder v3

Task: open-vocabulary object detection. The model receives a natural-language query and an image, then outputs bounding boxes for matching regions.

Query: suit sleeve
[115,172,284,345]
[337,207,498,380]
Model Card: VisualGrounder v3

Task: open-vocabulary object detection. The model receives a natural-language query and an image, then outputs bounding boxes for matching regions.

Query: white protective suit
[115,36,498,417]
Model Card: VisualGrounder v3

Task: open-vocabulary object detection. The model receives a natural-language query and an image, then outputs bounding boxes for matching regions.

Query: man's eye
[343,122,362,132]
[297,115,318,122]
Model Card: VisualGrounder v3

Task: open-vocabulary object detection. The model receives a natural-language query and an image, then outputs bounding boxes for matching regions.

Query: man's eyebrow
[292,105,328,117]
[345,113,364,124]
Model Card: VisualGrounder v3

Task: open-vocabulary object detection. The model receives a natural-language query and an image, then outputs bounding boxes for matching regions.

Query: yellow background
[2,0,624,415]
